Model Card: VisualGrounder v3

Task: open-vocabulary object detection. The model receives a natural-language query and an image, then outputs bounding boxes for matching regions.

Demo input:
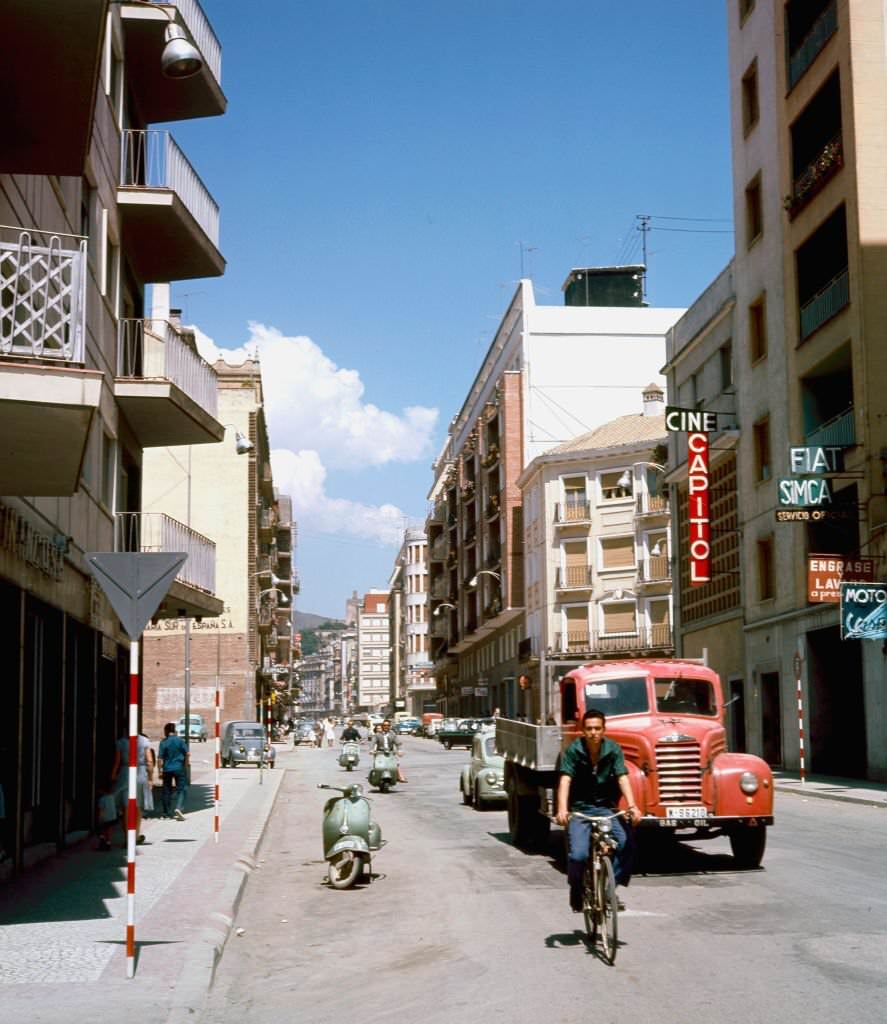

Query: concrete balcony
[554,625,673,657]
[115,318,223,447]
[554,501,592,527]
[637,556,671,585]
[805,406,855,449]
[0,228,101,494]
[118,129,224,282]
[635,493,669,518]
[120,0,226,123]
[555,566,594,591]
[1,0,107,175]
[258,508,276,541]
[115,511,223,619]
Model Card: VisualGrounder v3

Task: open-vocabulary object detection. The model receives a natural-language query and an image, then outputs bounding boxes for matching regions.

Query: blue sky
[172,1,735,618]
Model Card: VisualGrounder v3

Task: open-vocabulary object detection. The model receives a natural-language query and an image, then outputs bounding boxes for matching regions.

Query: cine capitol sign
[687,431,710,585]
[840,582,887,640]
[808,555,875,603]
[665,406,718,432]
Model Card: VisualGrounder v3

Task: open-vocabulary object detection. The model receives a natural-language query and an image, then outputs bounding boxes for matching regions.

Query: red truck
[496,659,774,868]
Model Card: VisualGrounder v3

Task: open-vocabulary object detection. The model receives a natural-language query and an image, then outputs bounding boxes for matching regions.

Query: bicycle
[570,809,625,964]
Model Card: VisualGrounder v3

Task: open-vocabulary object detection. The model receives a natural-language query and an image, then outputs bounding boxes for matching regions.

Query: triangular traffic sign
[84,552,188,639]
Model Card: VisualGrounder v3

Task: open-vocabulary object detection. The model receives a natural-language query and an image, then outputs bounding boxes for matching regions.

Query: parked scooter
[338,740,360,771]
[368,749,398,793]
[317,782,383,889]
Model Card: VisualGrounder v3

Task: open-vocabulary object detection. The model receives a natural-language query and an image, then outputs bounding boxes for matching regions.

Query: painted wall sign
[789,446,845,474]
[808,555,875,603]
[665,406,718,432]
[777,477,832,507]
[775,508,854,523]
[687,431,710,585]
[840,583,887,639]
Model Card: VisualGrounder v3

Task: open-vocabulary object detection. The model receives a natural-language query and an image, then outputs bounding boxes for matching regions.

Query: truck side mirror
[722,694,741,710]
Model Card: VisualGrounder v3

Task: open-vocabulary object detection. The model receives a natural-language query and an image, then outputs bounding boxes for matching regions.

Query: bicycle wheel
[598,856,618,964]
[582,862,597,941]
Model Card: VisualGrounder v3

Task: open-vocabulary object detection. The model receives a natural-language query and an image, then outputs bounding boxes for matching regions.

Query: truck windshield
[583,677,649,716]
[655,678,717,716]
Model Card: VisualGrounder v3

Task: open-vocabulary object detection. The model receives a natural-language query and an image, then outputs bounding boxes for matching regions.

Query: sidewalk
[773,769,887,809]
[0,748,285,1024]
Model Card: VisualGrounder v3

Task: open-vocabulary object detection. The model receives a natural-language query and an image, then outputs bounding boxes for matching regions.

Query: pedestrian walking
[158,722,190,821]
[323,717,336,748]
[112,731,155,844]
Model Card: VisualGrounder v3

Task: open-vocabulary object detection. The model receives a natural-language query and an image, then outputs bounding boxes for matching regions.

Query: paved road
[202,735,887,1024]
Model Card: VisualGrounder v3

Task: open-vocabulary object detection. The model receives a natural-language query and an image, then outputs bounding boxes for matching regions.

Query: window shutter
[601,536,634,569]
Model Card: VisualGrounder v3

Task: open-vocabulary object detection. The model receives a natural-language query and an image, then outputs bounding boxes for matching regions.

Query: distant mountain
[293,611,346,631]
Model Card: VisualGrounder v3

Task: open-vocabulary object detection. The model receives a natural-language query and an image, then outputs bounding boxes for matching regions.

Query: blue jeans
[162,768,188,816]
[566,807,632,903]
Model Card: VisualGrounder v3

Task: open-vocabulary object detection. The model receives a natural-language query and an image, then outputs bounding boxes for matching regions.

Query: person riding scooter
[341,720,362,742]
[372,720,407,783]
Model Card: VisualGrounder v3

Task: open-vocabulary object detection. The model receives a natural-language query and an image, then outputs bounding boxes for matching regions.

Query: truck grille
[655,741,702,803]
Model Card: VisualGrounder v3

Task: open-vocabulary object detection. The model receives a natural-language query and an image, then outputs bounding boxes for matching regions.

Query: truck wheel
[730,825,766,868]
[508,791,550,851]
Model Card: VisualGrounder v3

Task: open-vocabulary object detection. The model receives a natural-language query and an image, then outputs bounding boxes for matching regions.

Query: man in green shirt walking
[555,709,641,912]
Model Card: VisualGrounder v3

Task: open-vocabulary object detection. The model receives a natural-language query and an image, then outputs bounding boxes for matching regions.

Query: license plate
[666,806,708,819]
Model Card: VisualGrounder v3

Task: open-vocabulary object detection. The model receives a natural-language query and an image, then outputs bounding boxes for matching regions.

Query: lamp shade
[161,23,203,79]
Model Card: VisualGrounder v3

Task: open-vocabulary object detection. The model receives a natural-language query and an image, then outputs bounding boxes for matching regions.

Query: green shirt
[560,736,627,811]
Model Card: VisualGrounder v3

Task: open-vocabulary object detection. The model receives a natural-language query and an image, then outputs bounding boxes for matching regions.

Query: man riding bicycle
[555,709,641,912]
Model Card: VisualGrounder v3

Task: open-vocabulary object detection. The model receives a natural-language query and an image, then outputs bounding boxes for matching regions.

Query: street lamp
[468,569,501,587]
[222,423,254,454]
[257,586,288,604]
[433,602,456,616]
[617,461,666,491]
[111,1,204,80]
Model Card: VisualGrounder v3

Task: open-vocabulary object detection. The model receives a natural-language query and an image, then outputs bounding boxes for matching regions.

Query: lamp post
[110,0,205,80]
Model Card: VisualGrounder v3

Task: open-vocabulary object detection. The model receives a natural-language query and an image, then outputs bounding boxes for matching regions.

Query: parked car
[176,714,207,742]
[460,731,506,809]
[420,712,443,737]
[221,721,275,767]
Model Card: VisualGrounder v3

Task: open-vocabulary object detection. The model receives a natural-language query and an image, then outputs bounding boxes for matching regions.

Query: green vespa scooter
[317,782,383,889]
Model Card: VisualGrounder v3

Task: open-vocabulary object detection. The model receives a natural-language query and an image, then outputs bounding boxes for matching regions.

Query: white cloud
[270,449,406,546]
[191,323,433,546]
[193,322,438,470]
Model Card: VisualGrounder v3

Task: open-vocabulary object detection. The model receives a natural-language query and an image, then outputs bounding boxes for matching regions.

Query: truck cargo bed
[495,718,563,772]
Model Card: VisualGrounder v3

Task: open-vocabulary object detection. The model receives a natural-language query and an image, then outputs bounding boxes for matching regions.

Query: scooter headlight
[340,824,349,835]
[739,771,760,795]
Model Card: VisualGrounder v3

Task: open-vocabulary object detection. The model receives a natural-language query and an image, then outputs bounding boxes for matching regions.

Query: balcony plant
[783,138,843,218]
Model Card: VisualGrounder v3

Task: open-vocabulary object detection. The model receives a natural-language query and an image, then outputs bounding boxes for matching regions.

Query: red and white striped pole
[213,684,221,843]
[794,651,806,784]
[126,639,139,978]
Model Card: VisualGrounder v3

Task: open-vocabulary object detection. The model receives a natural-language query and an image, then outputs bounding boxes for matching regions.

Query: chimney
[642,382,664,416]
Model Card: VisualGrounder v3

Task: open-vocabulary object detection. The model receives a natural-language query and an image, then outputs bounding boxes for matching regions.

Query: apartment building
[0,3,226,875]
[356,590,390,713]
[140,358,293,736]
[662,264,747,751]
[388,528,433,716]
[426,272,684,720]
[518,386,674,720]
[725,0,887,779]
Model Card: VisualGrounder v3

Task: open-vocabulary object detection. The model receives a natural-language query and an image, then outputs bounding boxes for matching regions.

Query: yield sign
[84,552,187,639]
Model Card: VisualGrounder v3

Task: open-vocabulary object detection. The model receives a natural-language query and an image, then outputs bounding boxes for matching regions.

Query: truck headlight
[739,771,759,795]
[485,771,497,784]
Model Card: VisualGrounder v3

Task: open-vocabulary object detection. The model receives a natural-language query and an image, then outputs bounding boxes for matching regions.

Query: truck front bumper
[641,814,773,832]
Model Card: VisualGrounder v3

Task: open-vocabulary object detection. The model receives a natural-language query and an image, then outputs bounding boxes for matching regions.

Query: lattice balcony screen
[0,231,87,362]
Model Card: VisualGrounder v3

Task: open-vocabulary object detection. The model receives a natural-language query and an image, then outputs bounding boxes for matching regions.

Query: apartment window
[690,370,704,410]
[739,0,755,22]
[602,602,637,635]
[719,341,733,392]
[745,174,763,246]
[753,417,771,482]
[600,536,635,570]
[101,433,116,509]
[741,60,759,134]
[757,536,775,600]
[749,295,767,362]
[600,470,632,502]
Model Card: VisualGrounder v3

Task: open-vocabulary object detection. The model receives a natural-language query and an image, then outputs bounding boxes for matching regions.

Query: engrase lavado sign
[840,582,887,640]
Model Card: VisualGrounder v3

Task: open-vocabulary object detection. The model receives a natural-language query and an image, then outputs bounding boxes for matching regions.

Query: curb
[163,768,286,1023]
[773,782,887,810]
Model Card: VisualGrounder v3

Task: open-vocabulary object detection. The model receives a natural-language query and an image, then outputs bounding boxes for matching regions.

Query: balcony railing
[431,536,449,561]
[637,556,671,583]
[431,577,451,600]
[118,318,218,417]
[799,268,849,341]
[785,136,843,220]
[115,511,216,593]
[805,406,855,448]
[635,493,669,516]
[787,0,837,90]
[554,625,673,655]
[485,498,500,520]
[0,227,87,362]
[120,129,219,249]
[555,500,592,525]
[555,566,594,589]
